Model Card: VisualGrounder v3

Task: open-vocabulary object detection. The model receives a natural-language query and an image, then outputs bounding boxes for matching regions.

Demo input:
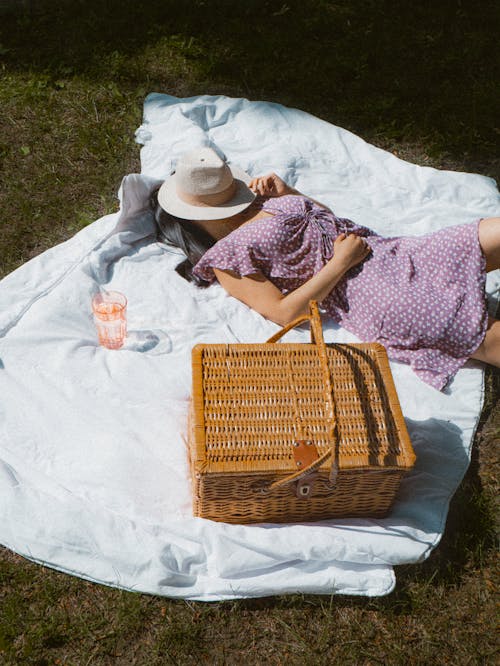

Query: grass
[0,1,499,663]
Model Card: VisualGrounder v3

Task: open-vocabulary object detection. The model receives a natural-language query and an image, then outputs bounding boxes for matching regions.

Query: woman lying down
[151,147,500,391]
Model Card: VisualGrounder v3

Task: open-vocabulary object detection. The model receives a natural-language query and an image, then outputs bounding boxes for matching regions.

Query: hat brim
[157,165,256,221]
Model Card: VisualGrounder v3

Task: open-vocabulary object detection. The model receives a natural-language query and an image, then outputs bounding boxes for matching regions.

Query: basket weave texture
[189,302,415,524]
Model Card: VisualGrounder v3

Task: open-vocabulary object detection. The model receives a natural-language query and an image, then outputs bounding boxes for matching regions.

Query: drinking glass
[92,291,127,349]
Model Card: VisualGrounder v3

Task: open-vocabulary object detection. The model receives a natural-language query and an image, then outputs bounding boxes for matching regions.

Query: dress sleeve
[192,235,265,283]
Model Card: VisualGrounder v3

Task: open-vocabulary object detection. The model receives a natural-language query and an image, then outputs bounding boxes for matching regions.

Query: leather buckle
[295,472,319,499]
[293,439,319,469]
[293,440,320,499]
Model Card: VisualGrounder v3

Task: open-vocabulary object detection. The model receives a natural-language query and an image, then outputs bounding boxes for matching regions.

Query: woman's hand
[249,173,295,197]
[331,233,371,272]
[249,173,331,211]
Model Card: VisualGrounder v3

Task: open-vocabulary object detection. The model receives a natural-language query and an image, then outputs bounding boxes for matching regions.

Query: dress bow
[302,199,335,259]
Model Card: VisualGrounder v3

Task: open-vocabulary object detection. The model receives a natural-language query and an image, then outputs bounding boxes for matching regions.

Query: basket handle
[265,300,325,346]
[265,301,339,491]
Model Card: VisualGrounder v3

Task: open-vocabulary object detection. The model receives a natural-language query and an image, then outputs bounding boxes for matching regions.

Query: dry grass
[0,1,499,664]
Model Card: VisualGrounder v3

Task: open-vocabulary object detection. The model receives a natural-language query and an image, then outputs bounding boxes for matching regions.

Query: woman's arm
[213,233,370,326]
[249,173,331,211]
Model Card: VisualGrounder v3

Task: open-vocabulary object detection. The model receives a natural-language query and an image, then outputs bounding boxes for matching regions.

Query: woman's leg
[470,219,500,367]
[470,317,500,367]
[478,217,500,272]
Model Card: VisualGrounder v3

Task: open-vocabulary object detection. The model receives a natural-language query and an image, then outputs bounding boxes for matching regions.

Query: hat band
[177,181,237,208]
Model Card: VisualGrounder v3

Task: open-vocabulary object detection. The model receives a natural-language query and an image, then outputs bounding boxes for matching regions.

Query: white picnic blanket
[0,93,499,600]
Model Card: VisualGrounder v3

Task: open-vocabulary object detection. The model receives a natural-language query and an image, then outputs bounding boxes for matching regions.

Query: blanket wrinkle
[0,461,20,488]
[159,546,203,580]
[0,222,117,339]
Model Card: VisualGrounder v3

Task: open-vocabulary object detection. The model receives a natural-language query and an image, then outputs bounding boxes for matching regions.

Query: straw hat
[157,147,256,220]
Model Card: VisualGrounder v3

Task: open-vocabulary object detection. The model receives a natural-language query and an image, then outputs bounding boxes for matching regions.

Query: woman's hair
[150,186,215,286]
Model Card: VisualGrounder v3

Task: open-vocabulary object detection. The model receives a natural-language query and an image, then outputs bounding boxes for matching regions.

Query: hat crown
[157,146,255,221]
[176,148,233,196]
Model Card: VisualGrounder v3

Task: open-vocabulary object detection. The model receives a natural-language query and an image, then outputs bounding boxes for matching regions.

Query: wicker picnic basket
[188,301,415,524]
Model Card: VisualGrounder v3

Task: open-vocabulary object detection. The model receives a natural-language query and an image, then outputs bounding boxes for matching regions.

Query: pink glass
[92,291,127,349]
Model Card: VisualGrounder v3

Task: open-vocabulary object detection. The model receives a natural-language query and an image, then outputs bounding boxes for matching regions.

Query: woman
[152,147,500,391]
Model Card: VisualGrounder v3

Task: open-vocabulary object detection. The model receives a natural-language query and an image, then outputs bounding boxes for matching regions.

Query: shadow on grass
[1,0,498,166]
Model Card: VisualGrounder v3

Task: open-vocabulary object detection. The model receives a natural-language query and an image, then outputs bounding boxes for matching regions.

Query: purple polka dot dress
[193,195,488,390]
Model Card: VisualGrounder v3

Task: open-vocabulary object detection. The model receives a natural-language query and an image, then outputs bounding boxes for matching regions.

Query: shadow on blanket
[213,412,496,610]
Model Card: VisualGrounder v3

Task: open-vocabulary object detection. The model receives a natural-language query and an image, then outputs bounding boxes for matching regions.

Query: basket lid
[190,342,415,475]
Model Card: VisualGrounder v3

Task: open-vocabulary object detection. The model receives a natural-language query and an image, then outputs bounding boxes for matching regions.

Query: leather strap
[266,301,338,493]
